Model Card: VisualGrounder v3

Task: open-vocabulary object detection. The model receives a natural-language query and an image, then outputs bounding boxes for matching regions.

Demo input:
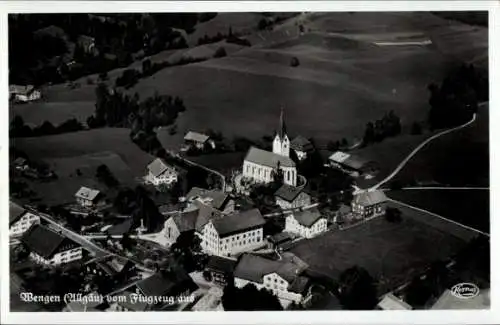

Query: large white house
[200,208,266,257]
[242,109,297,186]
[9,202,40,238]
[145,158,178,186]
[233,254,310,307]
[75,186,101,207]
[352,190,388,219]
[21,224,83,266]
[285,208,327,238]
[9,85,41,102]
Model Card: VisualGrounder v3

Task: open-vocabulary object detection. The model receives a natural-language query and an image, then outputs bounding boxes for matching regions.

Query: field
[11,128,153,205]
[290,201,480,293]
[388,189,490,233]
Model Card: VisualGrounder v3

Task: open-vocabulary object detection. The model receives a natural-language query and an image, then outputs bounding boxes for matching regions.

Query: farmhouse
[183,131,215,150]
[242,109,298,187]
[200,208,266,257]
[186,186,234,213]
[204,255,238,286]
[328,151,376,177]
[75,186,101,207]
[9,84,41,102]
[351,190,388,218]
[377,293,412,310]
[146,158,178,186]
[21,224,83,266]
[274,184,311,210]
[9,201,40,238]
[233,254,310,307]
[290,135,314,161]
[285,208,328,239]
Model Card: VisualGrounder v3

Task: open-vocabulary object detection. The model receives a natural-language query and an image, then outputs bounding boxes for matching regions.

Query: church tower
[273,107,290,157]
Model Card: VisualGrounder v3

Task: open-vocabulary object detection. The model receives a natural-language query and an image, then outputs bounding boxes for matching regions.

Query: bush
[290,57,300,67]
[214,47,227,58]
[385,207,402,223]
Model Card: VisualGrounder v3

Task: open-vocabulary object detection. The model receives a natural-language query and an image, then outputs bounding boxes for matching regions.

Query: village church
[243,109,297,186]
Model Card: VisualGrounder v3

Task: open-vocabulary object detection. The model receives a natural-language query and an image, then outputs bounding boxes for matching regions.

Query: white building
[21,224,83,266]
[242,108,298,186]
[285,208,327,238]
[200,208,266,257]
[145,158,178,186]
[185,187,234,213]
[9,85,41,102]
[9,202,40,238]
[233,254,310,307]
[75,186,101,207]
[184,131,215,150]
[290,135,314,161]
[351,190,388,218]
[274,184,311,210]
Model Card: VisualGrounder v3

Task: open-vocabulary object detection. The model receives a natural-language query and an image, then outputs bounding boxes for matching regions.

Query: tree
[363,122,375,145]
[338,266,378,310]
[142,58,152,74]
[384,207,402,223]
[411,122,423,135]
[96,164,119,188]
[271,161,284,186]
[214,46,227,58]
[222,282,283,310]
[171,231,208,272]
[120,233,133,250]
[290,57,300,67]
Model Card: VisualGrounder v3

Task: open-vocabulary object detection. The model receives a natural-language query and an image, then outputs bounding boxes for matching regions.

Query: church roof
[244,147,295,168]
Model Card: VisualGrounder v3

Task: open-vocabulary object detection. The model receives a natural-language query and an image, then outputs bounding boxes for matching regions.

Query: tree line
[10,116,85,138]
[362,110,402,146]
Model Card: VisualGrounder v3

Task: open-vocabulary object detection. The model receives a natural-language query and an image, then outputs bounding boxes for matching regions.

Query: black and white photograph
[1,1,497,324]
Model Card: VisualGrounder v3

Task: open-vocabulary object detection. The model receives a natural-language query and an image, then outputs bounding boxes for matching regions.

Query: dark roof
[172,208,199,233]
[206,255,237,274]
[290,136,314,152]
[274,184,307,202]
[234,254,307,292]
[186,187,229,210]
[147,158,175,178]
[212,209,266,238]
[291,208,324,227]
[21,224,77,259]
[337,204,351,214]
[353,190,388,206]
[193,201,223,230]
[10,201,26,225]
[244,147,295,168]
[268,232,294,245]
[136,270,197,297]
[106,218,134,236]
[288,276,310,295]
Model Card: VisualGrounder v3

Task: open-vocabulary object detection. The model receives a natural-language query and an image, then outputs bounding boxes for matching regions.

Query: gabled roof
[353,190,388,206]
[234,254,307,293]
[106,218,135,236]
[75,186,100,201]
[291,208,324,227]
[290,136,313,152]
[329,151,369,171]
[244,147,295,168]
[147,158,175,178]
[168,201,223,233]
[378,293,412,310]
[136,270,197,297]
[186,187,229,210]
[268,232,294,245]
[212,208,266,238]
[184,131,210,143]
[171,208,199,233]
[9,201,26,225]
[274,184,306,202]
[206,255,237,274]
[288,276,310,295]
[21,224,77,259]
[9,85,37,96]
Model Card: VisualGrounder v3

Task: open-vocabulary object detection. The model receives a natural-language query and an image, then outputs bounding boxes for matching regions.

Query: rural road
[368,112,478,192]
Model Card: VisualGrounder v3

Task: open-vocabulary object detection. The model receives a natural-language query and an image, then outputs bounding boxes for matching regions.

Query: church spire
[278,106,287,139]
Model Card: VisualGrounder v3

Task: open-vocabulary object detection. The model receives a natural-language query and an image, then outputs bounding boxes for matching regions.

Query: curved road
[368,112,478,191]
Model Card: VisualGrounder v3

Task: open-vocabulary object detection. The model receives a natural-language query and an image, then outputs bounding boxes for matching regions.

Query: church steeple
[273,106,290,157]
[278,106,287,140]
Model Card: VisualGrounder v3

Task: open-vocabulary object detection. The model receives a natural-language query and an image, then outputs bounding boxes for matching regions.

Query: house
[266,232,294,250]
[64,292,108,312]
[9,202,40,238]
[145,158,178,186]
[243,109,298,186]
[186,187,234,213]
[184,131,215,150]
[84,255,136,284]
[351,190,388,218]
[21,224,83,266]
[204,255,237,286]
[9,85,41,102]
[233,254,311,307]
[75,186,101,207]
[290,136,314,161]
[274,184,311,210]
[110,270,198,311]
[201,208,267,257]
[328,151,377,177]
[285,208,328,239]
[431,288,490,310]
[377,293,412,310]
